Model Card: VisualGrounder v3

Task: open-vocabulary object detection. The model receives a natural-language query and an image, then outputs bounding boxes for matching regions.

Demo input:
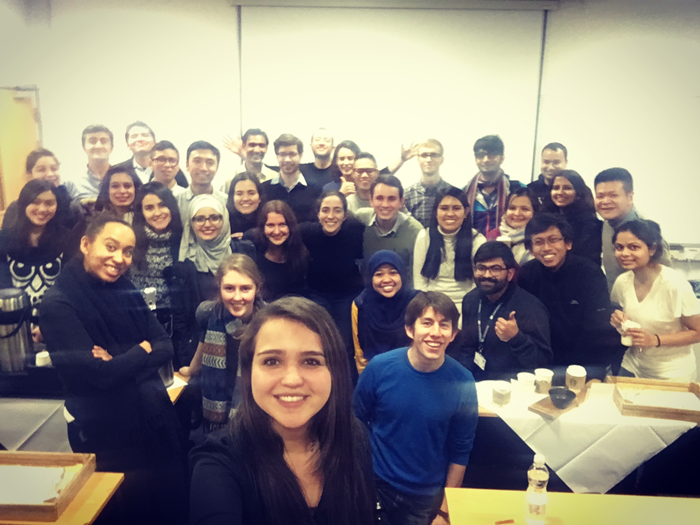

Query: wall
[538,0,700,244]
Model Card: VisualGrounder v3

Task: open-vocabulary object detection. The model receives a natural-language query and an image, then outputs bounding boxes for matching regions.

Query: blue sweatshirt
[353,348,478,496]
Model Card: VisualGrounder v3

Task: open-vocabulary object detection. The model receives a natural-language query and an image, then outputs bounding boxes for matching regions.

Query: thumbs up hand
[339,176,356,196]
[495,311,519,342]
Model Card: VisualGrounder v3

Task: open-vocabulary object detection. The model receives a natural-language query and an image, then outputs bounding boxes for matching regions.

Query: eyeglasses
[354,168,378,175]
[192,214,223,225]
[531,236,564,248]
[474,264,508,275]
[419,153,442,159]
[153,156,179,166]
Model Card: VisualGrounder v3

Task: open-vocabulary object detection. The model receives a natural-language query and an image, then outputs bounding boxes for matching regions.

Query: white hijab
[179,194,231,273]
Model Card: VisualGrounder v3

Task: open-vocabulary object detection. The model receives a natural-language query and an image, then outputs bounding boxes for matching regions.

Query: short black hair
[242,128,269,145]
[613,219,664,263]
[125,121,155,143]
[473,241,517,269]
[405,291,459,332]
[524,213,574,250]
[370,174,403,199]
[151,140,179,157]
[594,167,634,194]
[355,152,377,165]
[187,141,220,164]
[542,142,568,159]
[85,213,132,241]
[81,124,113,147]
[473,135,504,156]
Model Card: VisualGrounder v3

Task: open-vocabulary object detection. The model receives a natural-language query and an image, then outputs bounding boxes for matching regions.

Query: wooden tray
[606,376,700,424]
[0,452,96,522]
[528,387,588,420]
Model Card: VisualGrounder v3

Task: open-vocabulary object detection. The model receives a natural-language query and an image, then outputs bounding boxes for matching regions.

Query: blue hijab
[356,250,418,361]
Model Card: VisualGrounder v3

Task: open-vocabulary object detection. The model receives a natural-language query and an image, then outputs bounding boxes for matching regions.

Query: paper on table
[0,464,80,504]
[167,374,188,391]
[619,389,700,411]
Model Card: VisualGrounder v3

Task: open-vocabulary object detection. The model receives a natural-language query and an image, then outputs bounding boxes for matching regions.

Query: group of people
[1,120,699,525]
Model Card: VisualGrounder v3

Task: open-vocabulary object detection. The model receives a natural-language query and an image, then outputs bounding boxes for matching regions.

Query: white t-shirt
[611,265,700,381]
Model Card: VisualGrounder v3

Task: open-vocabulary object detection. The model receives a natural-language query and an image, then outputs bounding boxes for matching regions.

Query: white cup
[517,372,536,391]
[566,365,587,391]
[492,381,512,406]
[35,350,52,367]
[534,368,554,393]
[620,320,641,346]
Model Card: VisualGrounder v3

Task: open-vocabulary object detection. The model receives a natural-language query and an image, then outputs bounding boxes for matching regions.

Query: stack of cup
[534,368,553,394]
[517,372,536,392]
[492,381,512,406]
[566,365,587,392]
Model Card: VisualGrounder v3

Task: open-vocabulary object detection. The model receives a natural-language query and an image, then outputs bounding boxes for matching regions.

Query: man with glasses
[177,141,227,230]
[347,152,381,212]
[463,135,523,238]
[113,121,189,188]
[452,241,551,380]
[151,141,185,197]
[404,139,457,228]
[262,133,323,223]
[518,214,622,379]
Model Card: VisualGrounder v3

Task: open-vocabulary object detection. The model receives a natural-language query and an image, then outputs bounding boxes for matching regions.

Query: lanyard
[477,300,503,352]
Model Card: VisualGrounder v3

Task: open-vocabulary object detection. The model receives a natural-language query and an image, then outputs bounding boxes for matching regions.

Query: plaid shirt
[404,178,456,228]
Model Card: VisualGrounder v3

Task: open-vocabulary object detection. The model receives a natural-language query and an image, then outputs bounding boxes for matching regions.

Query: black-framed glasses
[192,214,223,225]
[531,236,564,248]
[153,156,178,166]
[419,152,442,159]
[474,264,508,275]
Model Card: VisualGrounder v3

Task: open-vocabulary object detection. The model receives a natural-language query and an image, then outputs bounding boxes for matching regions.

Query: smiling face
[505,195,534,229]
[318,195,345,236]
[406,307,456,369]
[151,148,180,186]
[126,125,155,155]
[436,195,467,234]
[335,147,356,177]
[83,132,113,162]
[242,135,268,165]
[475,150,504,178]
[25,190,57,228]
[233,179,261,215]
[141,193,172,233]
[192,206,224,241]
[30,156,61,187]
[370,183,403,224]
[372,263,402,298]
[353,158,379,191]
[109,172,136,211]
[595,181,634,221]
[80,222,135,282]
[264,212,290,246]
[417,145,444,177]
[541,148,567,182]
[251,317,331,437]
[187,149,219,187]
[310,130,333,159]
[277,145,302,177]
[474,257,514,297]
[551,176,577,208]
[530,226,571,271]
[614,231,655,271]
[220,269,258,320]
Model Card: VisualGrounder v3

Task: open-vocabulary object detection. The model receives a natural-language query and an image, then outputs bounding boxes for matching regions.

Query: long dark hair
[613,219,665,264]
[7,180,66,258]
[329,140,361,183]
[255,200,309,277]
[226,171,266,233]
[131,182,183,271]
[232,297,375,525]
[545,170,596,217]
[95,166,143,215]
[421,187,475,281]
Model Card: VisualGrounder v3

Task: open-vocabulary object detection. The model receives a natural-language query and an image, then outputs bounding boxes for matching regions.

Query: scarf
[464,171,510,237]
[356,250,418,359]
[200,298,264,433]
[179,194,232,273]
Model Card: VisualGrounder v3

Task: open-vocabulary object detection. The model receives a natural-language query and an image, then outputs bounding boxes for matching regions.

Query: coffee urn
[0,288,33,373]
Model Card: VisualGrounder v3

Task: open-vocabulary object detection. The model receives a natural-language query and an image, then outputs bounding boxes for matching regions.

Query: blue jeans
[375,476,444,525]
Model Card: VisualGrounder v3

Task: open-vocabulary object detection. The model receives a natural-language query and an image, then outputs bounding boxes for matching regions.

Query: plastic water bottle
[525,453,549,525]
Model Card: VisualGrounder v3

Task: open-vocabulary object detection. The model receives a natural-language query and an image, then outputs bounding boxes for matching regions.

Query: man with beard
[219,128,277,193]
[463,135,523,238]
[451,241,551,380]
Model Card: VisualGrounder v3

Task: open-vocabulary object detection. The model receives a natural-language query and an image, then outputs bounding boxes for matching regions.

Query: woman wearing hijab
[352,250,418,375]
[40,215,186,525]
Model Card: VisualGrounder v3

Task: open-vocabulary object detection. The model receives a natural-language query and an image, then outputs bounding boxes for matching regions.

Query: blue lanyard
[477,300,503,352]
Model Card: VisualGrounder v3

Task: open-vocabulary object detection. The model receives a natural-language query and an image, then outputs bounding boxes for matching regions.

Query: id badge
[474,352,486,371]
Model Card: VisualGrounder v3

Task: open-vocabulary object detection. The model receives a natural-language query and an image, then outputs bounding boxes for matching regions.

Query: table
[1,472,124,525]
[445,487,700,525]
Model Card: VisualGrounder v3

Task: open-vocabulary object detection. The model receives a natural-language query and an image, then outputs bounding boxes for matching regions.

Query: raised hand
[222,135,244,158]
[339,176,356,196]
[495,311,519,342]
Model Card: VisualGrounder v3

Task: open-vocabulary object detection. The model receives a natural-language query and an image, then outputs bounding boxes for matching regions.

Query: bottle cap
[534,453,545,466]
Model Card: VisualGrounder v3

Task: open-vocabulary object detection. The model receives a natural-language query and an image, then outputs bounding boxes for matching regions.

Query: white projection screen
[240,6,544,187]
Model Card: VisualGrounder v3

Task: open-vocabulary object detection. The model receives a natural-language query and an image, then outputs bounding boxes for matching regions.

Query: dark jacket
[452,283,552,380]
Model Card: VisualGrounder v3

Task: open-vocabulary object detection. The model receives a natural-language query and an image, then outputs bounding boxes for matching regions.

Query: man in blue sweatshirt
[354,291,478,525]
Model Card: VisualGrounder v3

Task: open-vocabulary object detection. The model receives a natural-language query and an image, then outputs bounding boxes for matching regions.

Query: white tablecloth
[476,381,696,494]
